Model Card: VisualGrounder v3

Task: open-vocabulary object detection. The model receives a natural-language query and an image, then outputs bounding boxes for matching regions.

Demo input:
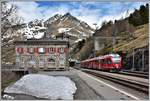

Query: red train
[80,54,122,71]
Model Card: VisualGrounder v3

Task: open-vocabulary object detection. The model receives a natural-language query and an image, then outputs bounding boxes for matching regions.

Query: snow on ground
[4,74,77,100]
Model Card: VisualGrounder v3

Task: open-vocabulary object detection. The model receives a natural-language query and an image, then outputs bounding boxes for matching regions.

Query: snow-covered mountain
[16,13,95,44]
[44,13,95,44]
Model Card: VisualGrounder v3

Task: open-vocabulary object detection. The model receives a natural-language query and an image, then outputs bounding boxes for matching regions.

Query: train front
[110,54,122,70]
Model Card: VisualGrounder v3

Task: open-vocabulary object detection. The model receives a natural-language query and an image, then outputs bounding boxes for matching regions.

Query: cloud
[9,1,147,29]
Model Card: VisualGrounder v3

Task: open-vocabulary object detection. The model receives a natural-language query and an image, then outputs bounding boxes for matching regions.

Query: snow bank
[4,74,77,100]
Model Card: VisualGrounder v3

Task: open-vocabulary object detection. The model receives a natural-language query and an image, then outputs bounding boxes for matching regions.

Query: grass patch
[2,79,17,90]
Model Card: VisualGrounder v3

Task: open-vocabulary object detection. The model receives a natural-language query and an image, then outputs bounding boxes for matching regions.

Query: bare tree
[1,1,23,63]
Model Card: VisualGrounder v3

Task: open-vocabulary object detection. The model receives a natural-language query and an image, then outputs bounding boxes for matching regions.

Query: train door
[107,58,113,69]
[103,59,107,69]
[101,59,105,69]
[92,60,94,69]
[95,60,98,69]
[98,59,101,70]
[93,60,96,69]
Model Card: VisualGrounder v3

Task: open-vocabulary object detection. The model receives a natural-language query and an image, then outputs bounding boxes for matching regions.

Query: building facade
[14,39,69,70]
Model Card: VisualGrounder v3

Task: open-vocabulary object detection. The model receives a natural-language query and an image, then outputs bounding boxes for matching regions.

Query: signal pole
[112,21,117,53]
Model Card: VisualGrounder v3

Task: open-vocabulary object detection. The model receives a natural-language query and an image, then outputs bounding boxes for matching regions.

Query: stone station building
[14,38,69,70]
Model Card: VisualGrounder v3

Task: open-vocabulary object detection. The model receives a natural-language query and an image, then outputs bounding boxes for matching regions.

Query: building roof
[14,39,69,45]
[56,33,70,38]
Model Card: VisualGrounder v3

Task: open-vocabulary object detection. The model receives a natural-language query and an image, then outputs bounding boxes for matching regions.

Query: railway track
[122,70,148,75]
[82,69,149,94]
[118,71,149,79]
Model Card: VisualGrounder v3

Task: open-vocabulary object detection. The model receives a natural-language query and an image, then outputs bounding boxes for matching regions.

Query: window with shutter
[34,48,38,53]
[28,48,34,54]
[60,48,64,53]
[38,47,45,54]
[49,47,56,53]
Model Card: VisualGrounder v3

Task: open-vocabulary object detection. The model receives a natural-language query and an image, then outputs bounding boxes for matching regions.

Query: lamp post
[93,23,98,57]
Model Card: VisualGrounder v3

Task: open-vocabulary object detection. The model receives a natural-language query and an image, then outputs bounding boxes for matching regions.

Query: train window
[112,58,121,64]
[113,60,120,64]
[104,60,107,64]
[95,60,99,64]
[101,59,104,64]
[108,60,112,64]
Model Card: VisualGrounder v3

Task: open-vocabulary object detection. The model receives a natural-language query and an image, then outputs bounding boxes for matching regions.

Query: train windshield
[110,54,121,63]
[113,59,121,63]
[110,54,120,58]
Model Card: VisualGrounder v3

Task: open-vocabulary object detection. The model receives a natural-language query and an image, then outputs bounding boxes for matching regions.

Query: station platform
[38,68,139,100]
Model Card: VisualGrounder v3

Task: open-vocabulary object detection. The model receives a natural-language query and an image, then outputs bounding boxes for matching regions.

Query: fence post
[132,48,134,71]
[142,49,145,71]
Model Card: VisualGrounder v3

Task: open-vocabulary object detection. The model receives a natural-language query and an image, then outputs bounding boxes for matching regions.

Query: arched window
[47,58,55,63]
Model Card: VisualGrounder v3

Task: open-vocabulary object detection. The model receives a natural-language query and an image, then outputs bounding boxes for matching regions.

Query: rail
[122,70,149,75]
[118,71,149,79]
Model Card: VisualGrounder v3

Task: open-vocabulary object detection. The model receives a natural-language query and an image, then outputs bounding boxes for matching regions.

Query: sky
[9,1,147,29]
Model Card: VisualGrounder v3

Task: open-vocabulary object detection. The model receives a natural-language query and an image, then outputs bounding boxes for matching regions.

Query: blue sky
[9,1,147,28]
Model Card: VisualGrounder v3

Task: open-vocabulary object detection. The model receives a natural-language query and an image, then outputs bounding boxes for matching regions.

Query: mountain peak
[53,14,62,18]
[64,12,72,16]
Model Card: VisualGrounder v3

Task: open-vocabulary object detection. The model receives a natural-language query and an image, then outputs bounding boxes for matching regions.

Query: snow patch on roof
[74,38,83,43]
[4,74,77,100]
[58,28,71,33]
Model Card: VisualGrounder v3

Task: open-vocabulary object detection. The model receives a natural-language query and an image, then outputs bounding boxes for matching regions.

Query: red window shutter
[17,48,23,54]
[34,48,36,53]
[64,48,68,53]
[36,48,39,53]
[27,48,29,53]
[54,48,56,52]
[34,48,38,53]
[57,48,59,53]
[45,48,49,53]
[34,48,37,53]
[17,48,20,53]
[19,48,21,53]
[21,48,24,53]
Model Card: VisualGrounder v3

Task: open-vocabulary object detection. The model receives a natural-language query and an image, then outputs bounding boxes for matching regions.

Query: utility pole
[112,22,117,52]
